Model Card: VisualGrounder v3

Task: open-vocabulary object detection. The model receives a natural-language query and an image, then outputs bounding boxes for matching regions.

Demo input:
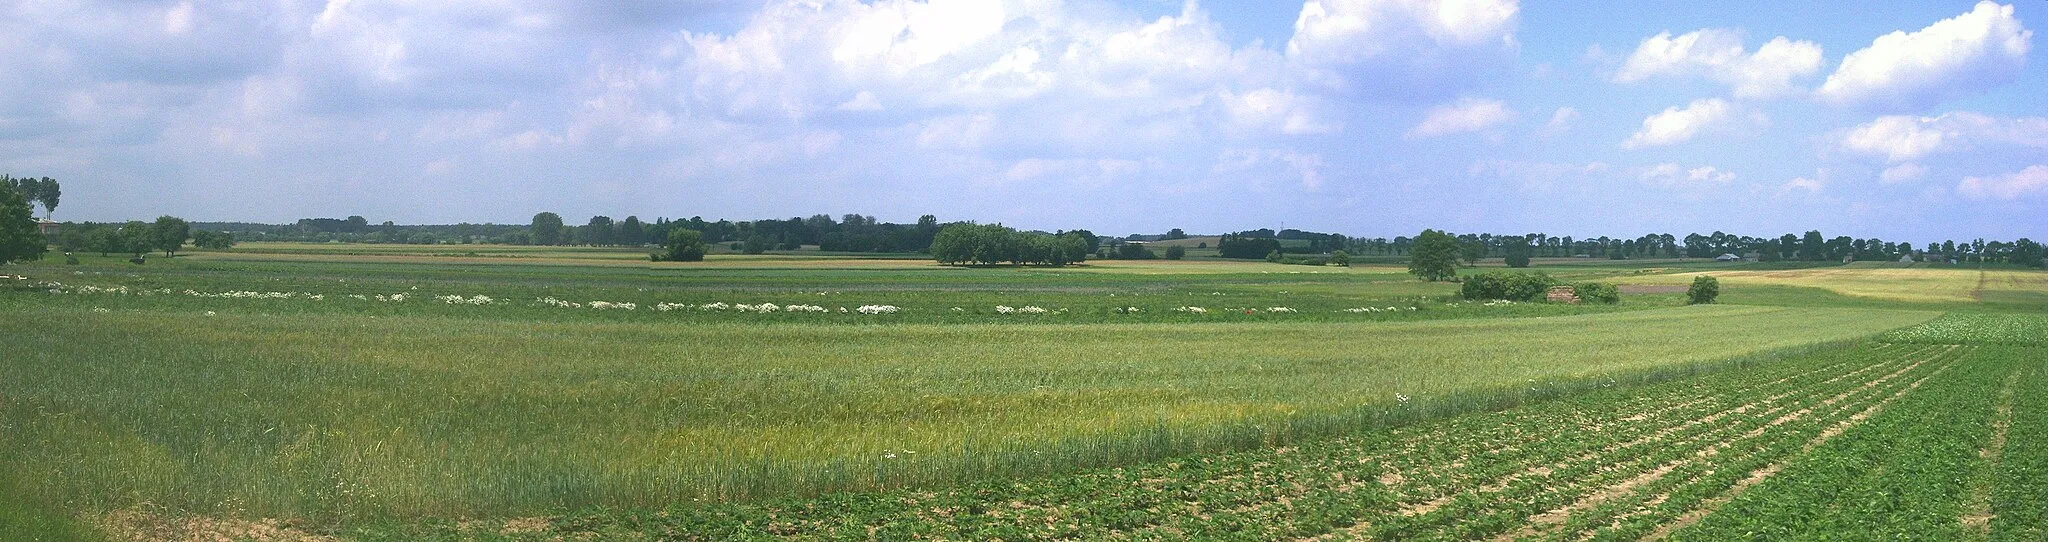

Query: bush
[1461,272,1558,301]
[1687,275,1720,304]
[1265,250,1283,263]
[1573,282,1620,304]
[1164,245,1186,260]
[652,229,707,262]
[742,235,772,254]
[1330,250,1350,267]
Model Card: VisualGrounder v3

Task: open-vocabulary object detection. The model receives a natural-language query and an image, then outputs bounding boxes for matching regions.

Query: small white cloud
[1638,163,1733,185]
[1286,0,1520,97]
[1541,106,1578,136]
[1782,176,1824,193]
[1958,164,2048,200]
[164,1,195,35]
[836,91,882,112]
[1407,97,1515,139]
[1615,29,1823,98]
[1879,163,1927,184]
[1816,1,2033,111]
[1624,98,1730,148]
[1687,166,1735,183]
[1841,111,2048,162]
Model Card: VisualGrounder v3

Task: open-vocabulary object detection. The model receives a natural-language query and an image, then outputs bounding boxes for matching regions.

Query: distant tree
[584,216,615,246]
[530,212,564,245]
[742,235,773,254]
[1504,238,1532,268]
[151,216,190,257]
[1460,238,1486,265]
[191,230,236,250]
[1266,250,1283,263]
[0,185,45,264]
[619,216,645,246]
[654,229,707,262]
[1687,276,1720,304]
[1408,229,1460,281]
[1163,228,1188,240]
[119,221,152,258]
[1330,249,1350,267]
[1164,244,1186,260]
[1801,230,1826,261]
[23,177,58,219]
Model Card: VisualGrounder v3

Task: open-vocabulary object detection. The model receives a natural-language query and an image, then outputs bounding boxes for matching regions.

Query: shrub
[1265,250,1283,263]
[1687,275,1720,304]
[1461,272,1558,301]
[1573,282,1620,304]
[652,229,707,262]
[1164,245,1186,260]
[1331,250,1350,267]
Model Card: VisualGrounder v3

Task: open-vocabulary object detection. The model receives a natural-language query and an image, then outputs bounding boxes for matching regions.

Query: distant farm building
[37,219,58,236]
[1546,286,1580,304]
[1715,253,1741,262]
[1899,254,1915,263]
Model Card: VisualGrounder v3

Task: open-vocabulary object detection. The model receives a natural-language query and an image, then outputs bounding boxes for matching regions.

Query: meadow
[1,243,2040,540]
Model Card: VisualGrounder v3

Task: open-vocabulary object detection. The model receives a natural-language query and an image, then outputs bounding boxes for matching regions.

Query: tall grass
[0,302,1935,523]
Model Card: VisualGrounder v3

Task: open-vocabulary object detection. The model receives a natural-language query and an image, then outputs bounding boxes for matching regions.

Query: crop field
[0,250,2042,540]
[1630,266,1986,304]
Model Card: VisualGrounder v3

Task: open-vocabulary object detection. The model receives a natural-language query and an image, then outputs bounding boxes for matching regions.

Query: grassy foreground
[0,303,1932,523]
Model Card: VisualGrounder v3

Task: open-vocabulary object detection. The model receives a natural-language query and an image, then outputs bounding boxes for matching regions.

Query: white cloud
[1540,106,1577,136]
[1614,29,1823,98]
[1841,111,2048,162]
[1623,98,1729,148]
[1215,148,1327,191]
[1407,97,1514,138]
[1222,88,1337,135]
[1782,176,1824,193]
[1880,163,1928,184]
[1817,1,2033,111]
[836,91,882,111]
[1958,164,2048,200]
[1638,163,1733,185]
[1285,0,1519,98]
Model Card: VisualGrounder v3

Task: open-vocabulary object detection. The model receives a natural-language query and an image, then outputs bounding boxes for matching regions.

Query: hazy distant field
[1,248,2040,540]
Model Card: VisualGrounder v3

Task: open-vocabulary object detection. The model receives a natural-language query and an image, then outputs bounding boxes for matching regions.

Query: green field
[1,244,2042,539]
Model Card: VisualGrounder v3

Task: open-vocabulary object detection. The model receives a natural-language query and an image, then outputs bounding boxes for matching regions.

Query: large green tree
[1408,229,1460,281]
[530,212,565,245]
[152,216,190,257]
[0,185,46,264]
[655,229,707,262]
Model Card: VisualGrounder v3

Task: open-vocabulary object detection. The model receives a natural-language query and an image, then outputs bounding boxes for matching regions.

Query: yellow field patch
[1630,267,1985,303]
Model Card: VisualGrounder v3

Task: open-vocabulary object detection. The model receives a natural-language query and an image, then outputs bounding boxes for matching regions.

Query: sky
[2,0,2044,241]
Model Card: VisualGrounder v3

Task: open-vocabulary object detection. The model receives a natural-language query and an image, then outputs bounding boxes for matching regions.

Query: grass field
[1,247,2041,539]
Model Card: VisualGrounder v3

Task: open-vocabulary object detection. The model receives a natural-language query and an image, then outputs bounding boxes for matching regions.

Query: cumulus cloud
[1958,164,2048,200]
[1285,0,1519,99]
[1540,106,1578,136]
[1816,1,2033,111]
[1623,98,1730,148]
[1407,97,1514,138]
[1614,29,1823,98]
[1840,112,2048,162]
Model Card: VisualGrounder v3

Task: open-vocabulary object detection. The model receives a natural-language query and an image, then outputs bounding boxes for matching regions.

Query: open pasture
[1628,266,1984,304]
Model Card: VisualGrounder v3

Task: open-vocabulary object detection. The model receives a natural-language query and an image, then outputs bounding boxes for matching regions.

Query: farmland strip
[1963,368,2023,539]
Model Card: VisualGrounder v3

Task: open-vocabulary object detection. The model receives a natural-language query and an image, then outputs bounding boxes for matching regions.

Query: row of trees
[930,224,1093,266]
[529,212,948,253]
[51,217,208,258]
[1,175,60,220]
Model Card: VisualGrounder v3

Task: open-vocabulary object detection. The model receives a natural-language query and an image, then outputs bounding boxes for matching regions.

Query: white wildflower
[856,305,899,314]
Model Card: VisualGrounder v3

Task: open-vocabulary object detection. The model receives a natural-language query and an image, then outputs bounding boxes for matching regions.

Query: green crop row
[338,343,1962,540]
[1669,345,2025,539]
[1883,312,2048,346]
[1991,352,2048,541]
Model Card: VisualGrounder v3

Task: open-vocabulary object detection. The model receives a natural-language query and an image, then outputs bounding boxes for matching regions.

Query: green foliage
[151,216,189,257]
[1163,245,1186,260]
[1408,229,1460,281]
[1115,242,1156,260]
[653,229,707,262]
[1216,233,1281,259]
[1265,249,1283,263]
[1687,275,1721,304]
[741,235,773,254]
[1459,271,1559,301]
[1504,239,1531,268]
[1571,281,1620,304]
[0,185,44,264]
[1331,250,1350,267]
[530,212,565,246]
[930,223,1087,266]
[191,230,236,250]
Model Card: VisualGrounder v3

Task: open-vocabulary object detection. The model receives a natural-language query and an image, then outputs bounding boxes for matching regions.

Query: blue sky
[2,0,2043,241]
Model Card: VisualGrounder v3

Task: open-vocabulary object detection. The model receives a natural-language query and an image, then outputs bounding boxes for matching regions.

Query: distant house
[1899,254,1915,263]
[36,219,58,236]
[1715,253,1741,262]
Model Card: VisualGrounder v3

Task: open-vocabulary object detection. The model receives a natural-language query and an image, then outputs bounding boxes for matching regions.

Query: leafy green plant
[1572,282,1620,304]
[1687,275,1720,304]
